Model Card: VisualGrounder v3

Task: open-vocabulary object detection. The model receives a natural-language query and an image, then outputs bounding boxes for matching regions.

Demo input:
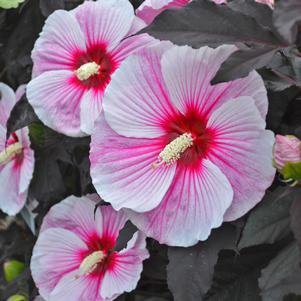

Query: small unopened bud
[273,135,301,184]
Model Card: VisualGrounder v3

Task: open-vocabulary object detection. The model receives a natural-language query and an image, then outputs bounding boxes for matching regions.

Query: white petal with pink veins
[0,82,16,127]
[101,232,149,299]
[104,42,174,139]
[0,160,26,215]
[32,10,86,77]
[161,45,268,119]
[90,114,176,212]
[207,96,275,221]
[73,0,134,51]
[40,196,103,243]
[31,228,87,300]
[136,0,191,25]
[27,70,87,137]
[49,270,106,301]
[128,159,233,247]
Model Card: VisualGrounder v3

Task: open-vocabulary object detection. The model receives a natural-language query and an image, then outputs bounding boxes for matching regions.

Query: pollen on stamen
[75,62,100,81]
[77,250,105,278]
[0,142,23,165]
[152,133,193,169]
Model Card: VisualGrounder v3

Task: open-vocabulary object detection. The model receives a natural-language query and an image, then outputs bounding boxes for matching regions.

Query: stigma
[75,62,100,81]
[78,251,105,276]
[0,142,23,165]
[152,133,193,168]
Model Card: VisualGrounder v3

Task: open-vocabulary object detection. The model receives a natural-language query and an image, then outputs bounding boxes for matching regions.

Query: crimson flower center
[0,133,23,165]
[71,44,117,91]
[78,250,106,276]
[161,109,215,167]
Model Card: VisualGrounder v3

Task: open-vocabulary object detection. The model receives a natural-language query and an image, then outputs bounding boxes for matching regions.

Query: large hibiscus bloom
[26,0,154,137]
[0,83,34,215]
[90,43,276,247]
[31,196,149,301]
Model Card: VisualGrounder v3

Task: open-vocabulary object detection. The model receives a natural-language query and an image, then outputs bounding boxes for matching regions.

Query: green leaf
[282,162,301,180]
[3,260,26,283]
[0,0,24,9]
[6,295,28,301]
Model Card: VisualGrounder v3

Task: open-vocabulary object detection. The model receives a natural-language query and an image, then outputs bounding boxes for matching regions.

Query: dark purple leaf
[167,225,237,301]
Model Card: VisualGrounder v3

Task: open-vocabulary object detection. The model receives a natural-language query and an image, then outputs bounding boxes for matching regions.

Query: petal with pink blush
[111,34,157,65]
[128,159,233,247]
[73,0,134,51]
[104,42,174,139]
[0,160,26,216]
[101,232,149,299]
[41,196,102,243]
[90,114,176,212]
[161,45,237,115]
[80,89,103,135]
[207,96,275,221]
[100,205,127,240]
[136,0,191,25]
[18,130,34,194]
[27,70,86,137]
[15,84,26,102]
[31,10,86,77]
[31,228,87,300]
[49,270,104,301]
[0,82,16,127]
[206,70,268,119]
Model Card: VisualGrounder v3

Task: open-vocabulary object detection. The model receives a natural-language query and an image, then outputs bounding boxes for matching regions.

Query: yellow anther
[152,133,193,168]
[0,142,23,164]
[75,62,100,81]
[78,251,105,276]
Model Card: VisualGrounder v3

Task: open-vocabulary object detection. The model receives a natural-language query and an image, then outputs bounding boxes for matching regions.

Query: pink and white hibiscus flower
[26,0,154,137]
[31,196,149,301]
[90,43,276,247]
[0,83,34,216]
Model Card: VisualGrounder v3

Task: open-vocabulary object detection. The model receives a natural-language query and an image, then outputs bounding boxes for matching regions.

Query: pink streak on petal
[128,159,233,247]
[161,45,237,115]
[100,232,149,299]
[0,83,16,128]
[90,114,176,212]
[104,42,174,139]
[0,160,27,215]
[32,10,86,77]
[73,0,134,52]
[30,228,88,300]
[15,84,26,102]
[207,96,275,221]
[100,205,127,241]
[41,196,103,244]
[80,89,103,135]
[136,0,191,25]
[18,128,34,194]
[111,34,157,65]
[49,270,105,301]
[27,70,87,137]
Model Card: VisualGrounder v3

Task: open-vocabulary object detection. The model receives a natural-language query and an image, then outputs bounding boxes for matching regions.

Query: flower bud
[273,135,301,184]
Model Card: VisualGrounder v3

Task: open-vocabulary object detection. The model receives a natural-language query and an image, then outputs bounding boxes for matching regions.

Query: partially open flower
[0,83,34,216]
[90,43,275,247]
[27,0,154,137]
[31,196,149,301]
[273,135,301,184]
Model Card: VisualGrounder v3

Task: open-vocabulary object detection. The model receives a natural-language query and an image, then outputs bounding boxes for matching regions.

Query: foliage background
[0,0,301,300]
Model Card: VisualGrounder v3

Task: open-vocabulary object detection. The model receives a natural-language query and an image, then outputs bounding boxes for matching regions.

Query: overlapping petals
[27,0,155,137]
[31,196,149,301]
[90,43,275,246]
[0,83,34,216]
